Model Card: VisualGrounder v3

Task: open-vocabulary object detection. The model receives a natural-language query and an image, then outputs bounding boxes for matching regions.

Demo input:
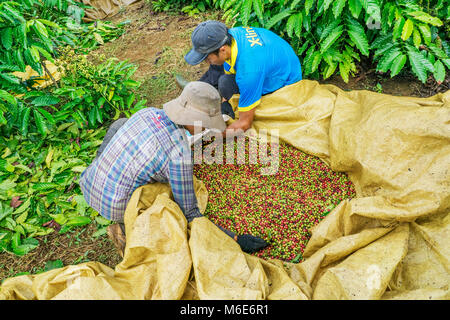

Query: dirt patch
[322,68,449,97]
[0,224,122,283]
[94,1,220,107]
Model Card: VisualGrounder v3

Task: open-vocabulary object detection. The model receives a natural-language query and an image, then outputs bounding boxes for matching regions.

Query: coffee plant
[211,0,449,84]
[0,0,145,255]
[148,0,214,14]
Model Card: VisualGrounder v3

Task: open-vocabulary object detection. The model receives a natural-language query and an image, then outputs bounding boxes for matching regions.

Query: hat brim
[184,48,208,66]
[163,98,226,132]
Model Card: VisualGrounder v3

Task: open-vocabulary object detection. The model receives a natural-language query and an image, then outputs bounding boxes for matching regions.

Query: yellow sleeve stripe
[238,99,261,112]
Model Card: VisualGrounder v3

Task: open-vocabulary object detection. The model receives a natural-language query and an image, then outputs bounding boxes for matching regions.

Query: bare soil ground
[1,0,448,283]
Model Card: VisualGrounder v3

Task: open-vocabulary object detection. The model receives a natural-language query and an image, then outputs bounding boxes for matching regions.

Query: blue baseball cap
[184,20,229,65]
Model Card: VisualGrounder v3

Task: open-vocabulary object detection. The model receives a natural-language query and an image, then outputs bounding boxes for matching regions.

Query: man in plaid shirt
[79,81,268,257]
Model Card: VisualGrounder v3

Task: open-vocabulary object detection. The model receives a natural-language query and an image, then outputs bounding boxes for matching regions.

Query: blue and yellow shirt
[224,27,302,112]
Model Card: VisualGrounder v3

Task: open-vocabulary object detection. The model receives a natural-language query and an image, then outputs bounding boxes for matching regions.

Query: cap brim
[184,48,207,66]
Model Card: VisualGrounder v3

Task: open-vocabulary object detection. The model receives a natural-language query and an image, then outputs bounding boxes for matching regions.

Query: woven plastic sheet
[1,80,449,300]
[77,0,141,21]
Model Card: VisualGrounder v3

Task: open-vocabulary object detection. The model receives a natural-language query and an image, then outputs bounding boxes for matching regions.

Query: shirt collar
[224,38,237,74]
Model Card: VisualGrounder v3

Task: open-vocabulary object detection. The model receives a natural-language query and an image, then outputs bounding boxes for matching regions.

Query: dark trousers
[96,117,128,158]
[199,65,239,100]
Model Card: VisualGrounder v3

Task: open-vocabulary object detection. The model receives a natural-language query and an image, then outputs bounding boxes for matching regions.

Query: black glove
[221,101,235,119]
[236,234,269,253]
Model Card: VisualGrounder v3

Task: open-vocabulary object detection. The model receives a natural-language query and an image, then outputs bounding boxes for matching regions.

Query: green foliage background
[221,0,449,84]
[0,0,144,256]
[151,0,449,83]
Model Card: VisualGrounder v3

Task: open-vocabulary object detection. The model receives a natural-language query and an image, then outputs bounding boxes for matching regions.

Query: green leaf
[393,17,405,41]
[21,107,31,136]
[0,111,6,126]
[14,198,31,215]
[0,89,17,106]
[32,19,48,38]
[252,0,265,25]
[377,48,401,73]
[0,180,17,192]
[359,0,381,22]
[16,210,28,225]
[34,46,54,63]
[347,19,370,56]
[291,252,303,263]
[37,107,55,125]
[322,0,333,12]
[320,26,344,54]
[348,0,363,18]
[32,182,59,191]
[304,0,315,14]
[310,51,322,74]
[323,61,338,79]
[417,24,431,45]
[401,19,414,41]
[44,259,64,271]
[0,202,14,222]
[15,23,27,49]
[131,99,147,114]
[287,13,303,39]
[3,4,26,24]
[95,215,111,226]
[266,9,292,30]
[339,61,350,83]
[294,12,303,38]
[428,44,447,60]
[0,159,14,173]
[240,0,253,26]
[408,11,443,27]
[13,49,26,72]
[123,80,140,88]
[433,60,445,83]
[31,95,60,107]
[65,216,91,227]
[37,19,60,29]
[319,19,341,42]
[286,14,297,38]
[1,28,13,50]
[412,28,421,48]
[92,227,107,238]
[33,109,48,136]
[290,0,302,10]
[29,46,41,63]
[13,238,39,256]
[332,0,346,18]
[126,93,135,109]
[407,48,430,83]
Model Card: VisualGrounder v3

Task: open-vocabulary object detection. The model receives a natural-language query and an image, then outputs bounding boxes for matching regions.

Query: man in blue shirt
[80,81,268,257]
[184,20,302,137]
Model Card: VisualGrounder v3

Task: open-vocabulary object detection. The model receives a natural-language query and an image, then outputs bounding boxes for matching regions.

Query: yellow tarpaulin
[1,80,449,300]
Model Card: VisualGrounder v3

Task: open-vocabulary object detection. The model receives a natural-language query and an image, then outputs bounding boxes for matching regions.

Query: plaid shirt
[79,107,202,223]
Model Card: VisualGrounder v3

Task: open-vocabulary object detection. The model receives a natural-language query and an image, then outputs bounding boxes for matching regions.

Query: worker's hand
[236,234,268,253]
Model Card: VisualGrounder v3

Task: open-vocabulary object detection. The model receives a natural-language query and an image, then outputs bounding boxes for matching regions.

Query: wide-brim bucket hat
[163,81,226,132]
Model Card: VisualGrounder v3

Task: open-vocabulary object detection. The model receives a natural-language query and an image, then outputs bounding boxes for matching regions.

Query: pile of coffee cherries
[193,136,356,262]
